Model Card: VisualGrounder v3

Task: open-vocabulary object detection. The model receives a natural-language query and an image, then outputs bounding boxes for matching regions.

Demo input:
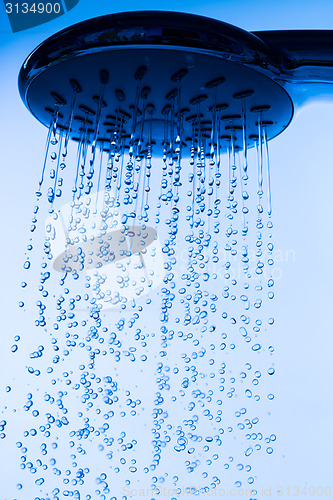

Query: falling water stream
[2,86,277,500]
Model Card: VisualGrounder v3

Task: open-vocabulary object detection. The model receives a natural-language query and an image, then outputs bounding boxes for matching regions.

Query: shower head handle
[253,30,333,106]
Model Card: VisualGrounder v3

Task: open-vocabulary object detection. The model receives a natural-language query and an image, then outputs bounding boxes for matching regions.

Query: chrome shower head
[17,11,302,158]
[18,11,333,158]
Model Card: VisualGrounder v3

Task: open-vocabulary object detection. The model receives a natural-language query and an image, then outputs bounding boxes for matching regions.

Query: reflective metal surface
[253,30,333,106]
[18,10,288,103]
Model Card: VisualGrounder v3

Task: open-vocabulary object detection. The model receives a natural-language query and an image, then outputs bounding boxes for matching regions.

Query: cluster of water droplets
[2,87,277,500]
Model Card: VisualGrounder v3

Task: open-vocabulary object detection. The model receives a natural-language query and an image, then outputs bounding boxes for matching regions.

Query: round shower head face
[19,11,293,156]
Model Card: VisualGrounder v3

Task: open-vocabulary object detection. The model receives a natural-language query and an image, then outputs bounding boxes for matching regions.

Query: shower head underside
[19,11,333,155]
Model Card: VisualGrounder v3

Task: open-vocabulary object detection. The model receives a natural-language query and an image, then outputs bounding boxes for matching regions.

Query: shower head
[18,11,333,156]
